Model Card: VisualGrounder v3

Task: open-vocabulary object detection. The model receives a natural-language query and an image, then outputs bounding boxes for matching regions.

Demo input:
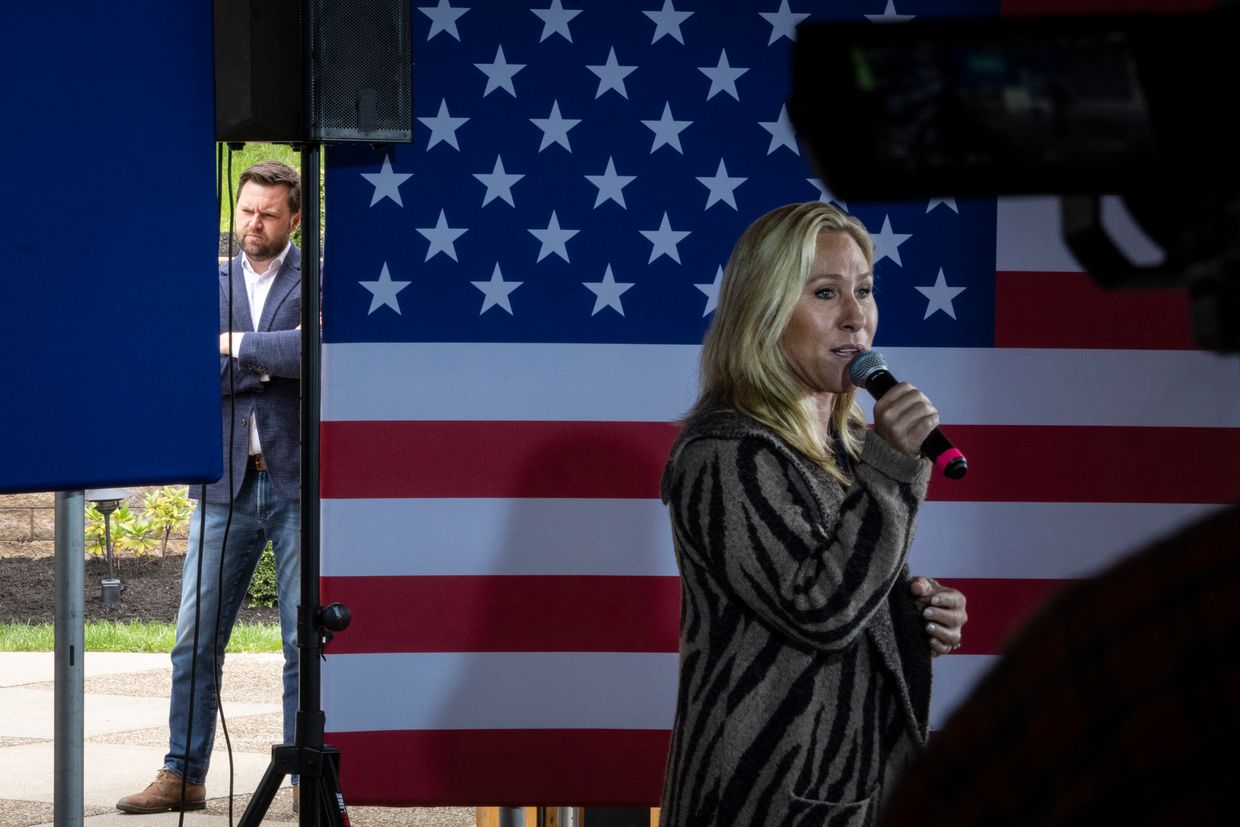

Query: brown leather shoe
[292,784,299,814]
[116,768,206,814]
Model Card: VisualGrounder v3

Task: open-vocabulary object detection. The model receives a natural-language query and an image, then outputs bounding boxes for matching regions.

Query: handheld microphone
[848,350,968,480]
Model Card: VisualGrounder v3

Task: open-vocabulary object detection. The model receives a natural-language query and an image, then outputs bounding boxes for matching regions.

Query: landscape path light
[85,487,129,605]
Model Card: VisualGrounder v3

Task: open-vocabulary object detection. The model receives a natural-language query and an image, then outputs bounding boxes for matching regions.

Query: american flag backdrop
[317,0,1240,807]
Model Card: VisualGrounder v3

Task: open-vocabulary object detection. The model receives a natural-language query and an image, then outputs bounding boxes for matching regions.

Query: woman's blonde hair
[689,201,874,482]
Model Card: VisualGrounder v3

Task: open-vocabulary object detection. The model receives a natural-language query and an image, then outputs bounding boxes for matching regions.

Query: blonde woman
[659,202,967,826]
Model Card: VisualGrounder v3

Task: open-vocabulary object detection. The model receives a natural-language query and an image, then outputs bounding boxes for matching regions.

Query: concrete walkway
[0,652,474,827]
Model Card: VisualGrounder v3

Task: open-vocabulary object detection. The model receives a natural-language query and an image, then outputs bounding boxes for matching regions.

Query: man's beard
[237,232,286,262]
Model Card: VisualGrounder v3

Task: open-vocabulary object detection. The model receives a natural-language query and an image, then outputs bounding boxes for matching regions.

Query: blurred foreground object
[791,8,1240,351]
[880,504,1240,826]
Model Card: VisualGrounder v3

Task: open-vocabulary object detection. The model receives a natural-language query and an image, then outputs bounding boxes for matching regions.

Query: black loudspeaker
[309,0,412,141]
[215,0,304,142]
[215,0,412,143]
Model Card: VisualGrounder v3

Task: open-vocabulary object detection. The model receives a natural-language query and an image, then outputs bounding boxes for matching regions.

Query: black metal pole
[239,141,342,827]
[296,141,327,826]
[297,11,327,817]
[240,4,350,823]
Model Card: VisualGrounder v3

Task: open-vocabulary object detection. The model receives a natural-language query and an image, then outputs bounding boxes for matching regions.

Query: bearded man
[118,160,303,814]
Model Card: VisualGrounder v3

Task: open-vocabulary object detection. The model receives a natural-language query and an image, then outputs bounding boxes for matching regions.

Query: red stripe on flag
[322,421,1240,504]
[321,575,680,654]
[927,425,1239,504]
[937,578,1069,654]
[320,420,679,499]
[995,272,1194,349]
[320,575,1078,657]
[327,728,669,806]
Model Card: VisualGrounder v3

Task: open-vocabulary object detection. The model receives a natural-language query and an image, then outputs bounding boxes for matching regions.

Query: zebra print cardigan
[658,410,934,827]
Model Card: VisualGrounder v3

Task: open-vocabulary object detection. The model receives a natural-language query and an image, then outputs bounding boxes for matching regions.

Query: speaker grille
[309,0,412,142]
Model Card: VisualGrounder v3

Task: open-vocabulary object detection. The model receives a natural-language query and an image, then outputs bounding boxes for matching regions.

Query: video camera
[790,7,1239,351]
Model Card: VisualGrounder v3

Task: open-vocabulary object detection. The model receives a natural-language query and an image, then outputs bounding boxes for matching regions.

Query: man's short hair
[238,160,301,216]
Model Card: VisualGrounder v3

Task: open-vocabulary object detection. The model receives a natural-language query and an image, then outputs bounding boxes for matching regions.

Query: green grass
[0,621,281,653]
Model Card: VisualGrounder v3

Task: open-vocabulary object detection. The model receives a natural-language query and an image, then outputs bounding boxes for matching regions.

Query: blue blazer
[201,245,302,503]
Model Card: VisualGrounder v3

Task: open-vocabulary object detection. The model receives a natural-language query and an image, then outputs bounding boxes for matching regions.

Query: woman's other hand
[910,576,967,656]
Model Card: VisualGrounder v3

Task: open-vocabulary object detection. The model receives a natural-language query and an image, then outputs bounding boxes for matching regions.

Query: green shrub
[84,503,108,558]
[114,504,159,556]
[85,488,192,562]
[144,486,193,557]
[85,502,154,569]
[247,540,278,608]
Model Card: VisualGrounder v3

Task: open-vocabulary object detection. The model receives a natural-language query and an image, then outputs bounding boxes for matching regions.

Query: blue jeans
[164,468,300,785]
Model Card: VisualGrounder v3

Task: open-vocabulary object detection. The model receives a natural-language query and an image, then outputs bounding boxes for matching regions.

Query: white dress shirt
[239,242,290,456]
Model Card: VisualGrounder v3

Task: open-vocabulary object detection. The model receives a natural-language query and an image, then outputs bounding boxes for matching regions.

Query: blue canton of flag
[324,0,1000,348]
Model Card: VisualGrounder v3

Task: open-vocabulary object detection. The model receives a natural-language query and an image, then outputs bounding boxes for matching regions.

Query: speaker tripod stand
[234,143,351,827]
[242,742,347,827]
[238,602,352,827]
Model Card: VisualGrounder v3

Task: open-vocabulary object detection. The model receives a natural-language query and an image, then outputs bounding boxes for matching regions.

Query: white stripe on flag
[322,651,679,732]
[929,654,999,732]
[996,195,1165,272]
[321,498,678,577]
[997,196,1082,273]
[322,343,1240,428]
[322,499,1218,580]
[323,342,699,423]
[322,651,996,734]
[909,501,1222,580]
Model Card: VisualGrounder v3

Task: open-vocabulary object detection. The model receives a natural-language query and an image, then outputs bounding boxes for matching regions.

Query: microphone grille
[848,350,887,386]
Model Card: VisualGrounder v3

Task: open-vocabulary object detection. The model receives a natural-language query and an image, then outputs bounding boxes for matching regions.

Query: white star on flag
[807,178,847,210]
[587,47,637,99]
[640,212,691,263]
[530,100,580,152]
[471,263,522,315]
[759,0,809,45]
[475,45,525,97]
[419,0,469,41]
[871,214,912,267]
[759,103,798,155]
[416,210,468,261]
[358,262,411,315]
[418,100,469,150]
[360,156,412,207]
[697,159,746,210]
[695,266,723,316]
[643,102,691,154]
[585,157,636,208]
[531,0,581,43]
[529,211,578,262]
[528,0,575,42]
[915,268,967,319]
[699,49,748,101]
[866,0,916,23]
[473,156,524,207]
[644,0,693,44]
[584,265,635,316]
[926,198,959,213]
